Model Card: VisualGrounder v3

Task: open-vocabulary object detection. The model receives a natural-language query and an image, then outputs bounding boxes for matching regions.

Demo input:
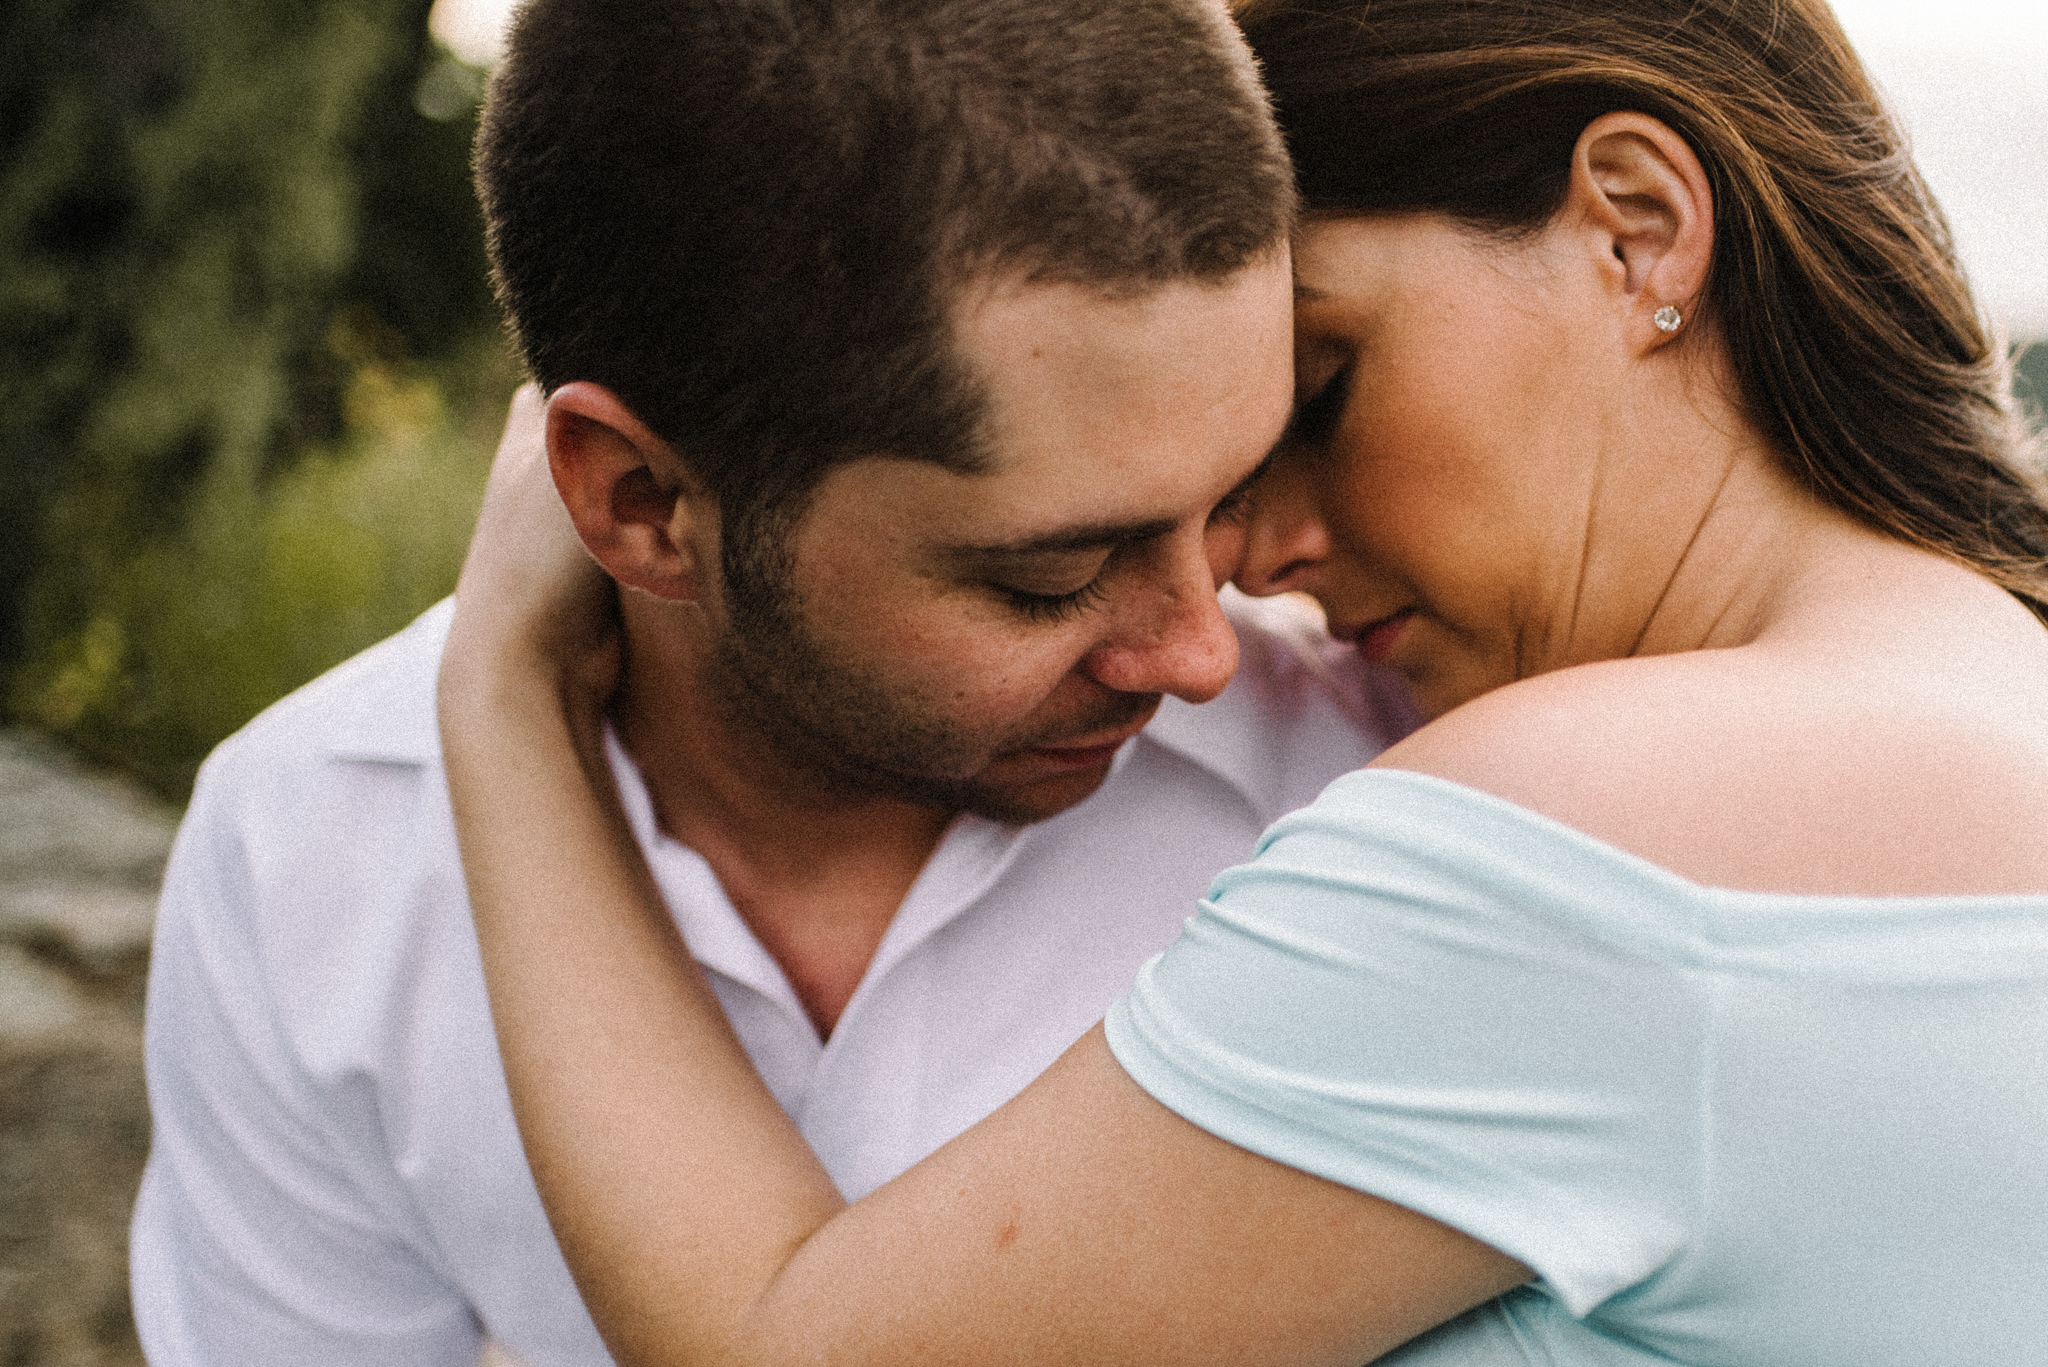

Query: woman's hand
[442,383,622,735]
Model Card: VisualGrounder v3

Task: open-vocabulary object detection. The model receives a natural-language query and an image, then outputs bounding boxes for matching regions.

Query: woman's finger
[449,383,622,703]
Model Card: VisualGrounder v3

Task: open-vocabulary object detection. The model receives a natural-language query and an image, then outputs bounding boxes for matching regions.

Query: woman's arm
[438,390,1527,1367]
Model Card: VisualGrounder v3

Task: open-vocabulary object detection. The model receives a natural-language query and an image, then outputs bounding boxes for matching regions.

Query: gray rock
[0,948,91,1041]
[0,730,170,1367]
[0,732,173,972]
[0,732,173,885]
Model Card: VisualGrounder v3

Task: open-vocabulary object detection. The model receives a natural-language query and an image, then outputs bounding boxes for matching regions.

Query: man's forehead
[873,262,1288,544]
[817,450,1192,557]
[775,259,1291,565]
[952,263,1290,442]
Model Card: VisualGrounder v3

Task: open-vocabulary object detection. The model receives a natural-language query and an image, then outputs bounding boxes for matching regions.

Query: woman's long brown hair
[1240,0,2048,621]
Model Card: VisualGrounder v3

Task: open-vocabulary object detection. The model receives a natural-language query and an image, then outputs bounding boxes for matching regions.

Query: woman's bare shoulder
[1374,636,2048,896]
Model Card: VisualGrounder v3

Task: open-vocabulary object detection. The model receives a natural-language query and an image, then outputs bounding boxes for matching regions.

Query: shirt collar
[324,598,454,765]
[603,729,1034,1025]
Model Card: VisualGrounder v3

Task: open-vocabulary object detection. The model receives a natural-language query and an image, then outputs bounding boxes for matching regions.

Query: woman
[438,0,2048,1362]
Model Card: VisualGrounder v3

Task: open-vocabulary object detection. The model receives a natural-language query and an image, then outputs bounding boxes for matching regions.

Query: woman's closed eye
[1207,480,1260,529]
[1287,363,1353,449]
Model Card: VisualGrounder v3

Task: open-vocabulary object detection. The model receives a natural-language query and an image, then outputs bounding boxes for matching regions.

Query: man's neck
[611,598,954,1041]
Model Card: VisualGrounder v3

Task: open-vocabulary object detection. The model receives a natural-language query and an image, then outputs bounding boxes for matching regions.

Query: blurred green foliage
[1,0,513,797]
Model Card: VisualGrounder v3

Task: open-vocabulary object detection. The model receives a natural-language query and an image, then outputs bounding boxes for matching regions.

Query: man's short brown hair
[476,0,1294,591]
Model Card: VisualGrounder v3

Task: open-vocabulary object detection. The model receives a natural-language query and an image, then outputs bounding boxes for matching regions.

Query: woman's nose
[1231,459,1330,597]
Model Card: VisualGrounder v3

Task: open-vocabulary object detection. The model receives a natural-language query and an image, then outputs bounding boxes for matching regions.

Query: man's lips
[1022,719,1154,769]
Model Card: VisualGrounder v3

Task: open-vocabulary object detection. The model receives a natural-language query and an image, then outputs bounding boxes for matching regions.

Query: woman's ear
[1565,111,1714,352]
[545,382,716,602]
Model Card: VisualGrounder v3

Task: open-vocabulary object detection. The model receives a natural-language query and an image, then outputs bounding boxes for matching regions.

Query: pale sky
[1831,0,2048,338]
[429,0,2048,337]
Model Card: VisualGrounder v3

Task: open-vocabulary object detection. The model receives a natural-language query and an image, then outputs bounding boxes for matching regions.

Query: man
[129,0,1412,1360]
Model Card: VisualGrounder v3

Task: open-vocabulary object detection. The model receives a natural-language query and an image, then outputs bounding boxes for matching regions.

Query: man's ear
[544,382,716,603]
[1565,111,1714,352]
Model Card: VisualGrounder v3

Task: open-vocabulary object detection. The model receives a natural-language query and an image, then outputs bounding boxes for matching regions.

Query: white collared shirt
[130,592,1412,1366]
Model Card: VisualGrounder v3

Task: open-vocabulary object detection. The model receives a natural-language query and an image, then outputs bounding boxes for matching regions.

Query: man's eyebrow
[1293,281,1327,301]
[942,516,1180,560]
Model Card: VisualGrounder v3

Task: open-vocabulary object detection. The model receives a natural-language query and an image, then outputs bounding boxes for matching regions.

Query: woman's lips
[1351,609,1416,665]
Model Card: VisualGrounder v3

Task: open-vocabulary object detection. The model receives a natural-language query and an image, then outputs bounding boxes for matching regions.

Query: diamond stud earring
[1653,305,1683,333]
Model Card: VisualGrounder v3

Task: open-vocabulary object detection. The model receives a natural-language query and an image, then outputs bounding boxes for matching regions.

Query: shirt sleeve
[129,750,483,1366]
[1104,771,1705,1316]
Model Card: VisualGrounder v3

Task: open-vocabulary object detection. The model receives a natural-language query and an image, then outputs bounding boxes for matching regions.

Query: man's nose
[1232,459,1328,597]
[1083,541,1239,705]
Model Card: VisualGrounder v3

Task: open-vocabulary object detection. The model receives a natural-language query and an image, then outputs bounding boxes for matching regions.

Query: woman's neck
[1557,358,1857,668]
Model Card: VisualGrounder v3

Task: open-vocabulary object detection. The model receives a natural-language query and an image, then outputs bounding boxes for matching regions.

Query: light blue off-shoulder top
[1106,769,2048,1365]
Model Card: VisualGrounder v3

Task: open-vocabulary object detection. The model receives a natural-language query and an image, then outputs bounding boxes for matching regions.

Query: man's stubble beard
[707,555,1152,827]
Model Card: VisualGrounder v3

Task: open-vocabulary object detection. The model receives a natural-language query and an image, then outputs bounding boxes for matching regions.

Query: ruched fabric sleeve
[1105,770,1706,1317]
